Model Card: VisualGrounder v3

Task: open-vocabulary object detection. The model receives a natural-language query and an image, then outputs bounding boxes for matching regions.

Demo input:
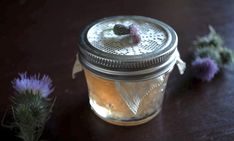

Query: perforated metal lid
[79,16,184,79]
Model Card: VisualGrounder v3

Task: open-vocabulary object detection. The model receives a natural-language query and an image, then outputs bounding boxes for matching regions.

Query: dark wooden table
[1,0,234,140]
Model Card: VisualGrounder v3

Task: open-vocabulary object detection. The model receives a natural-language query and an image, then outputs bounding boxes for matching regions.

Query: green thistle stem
[193,25,234,69]
[1,109,13,129]
[1,73,55,141]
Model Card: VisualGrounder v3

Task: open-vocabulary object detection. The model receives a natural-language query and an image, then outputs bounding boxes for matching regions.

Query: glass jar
[77,16,186,126]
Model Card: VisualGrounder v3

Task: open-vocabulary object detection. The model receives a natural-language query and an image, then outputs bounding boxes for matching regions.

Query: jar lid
[79,16,185,79]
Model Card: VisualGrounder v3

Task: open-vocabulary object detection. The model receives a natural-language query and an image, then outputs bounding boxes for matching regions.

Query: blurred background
[1,0,234,141]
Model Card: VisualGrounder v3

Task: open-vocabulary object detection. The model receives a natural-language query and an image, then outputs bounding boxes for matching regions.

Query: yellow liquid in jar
[84,69,169,126]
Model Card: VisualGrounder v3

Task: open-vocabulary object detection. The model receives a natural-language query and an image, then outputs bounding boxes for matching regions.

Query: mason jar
[77,16,186,126]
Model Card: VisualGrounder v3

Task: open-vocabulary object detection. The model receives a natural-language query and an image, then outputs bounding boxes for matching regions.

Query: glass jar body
[84,69,170,126]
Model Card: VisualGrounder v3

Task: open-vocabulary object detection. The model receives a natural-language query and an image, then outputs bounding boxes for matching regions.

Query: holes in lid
[87,20,168,55]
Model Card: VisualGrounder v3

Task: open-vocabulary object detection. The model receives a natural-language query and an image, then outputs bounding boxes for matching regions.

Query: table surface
[1,0,234,141]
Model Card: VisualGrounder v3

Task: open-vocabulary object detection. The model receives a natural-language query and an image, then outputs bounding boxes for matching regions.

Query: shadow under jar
[78,16,186,126]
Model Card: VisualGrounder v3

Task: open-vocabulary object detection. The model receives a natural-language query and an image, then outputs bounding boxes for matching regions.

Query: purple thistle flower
[129,24,141,44]
[129,24,138,35]
[12,73,54,98]
[130,33,141,44]
[192,57,219,82]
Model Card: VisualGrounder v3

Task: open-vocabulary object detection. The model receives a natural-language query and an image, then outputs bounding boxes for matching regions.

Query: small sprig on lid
[113,24,130,35]
[113,24,141,44]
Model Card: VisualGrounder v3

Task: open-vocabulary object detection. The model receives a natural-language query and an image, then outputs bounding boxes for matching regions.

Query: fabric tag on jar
[72,54,83,79]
